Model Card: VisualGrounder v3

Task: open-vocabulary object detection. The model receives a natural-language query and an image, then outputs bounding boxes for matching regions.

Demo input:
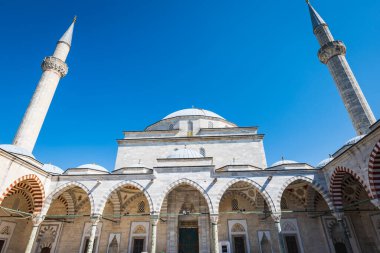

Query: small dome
[164,108,224,120]
[271,159,298,167]
[77,163,108,172]
[0,144,35,158]
[344,135,365,146]
[167,148,203,159]
[316,157,334,169]
[42,164,64,174]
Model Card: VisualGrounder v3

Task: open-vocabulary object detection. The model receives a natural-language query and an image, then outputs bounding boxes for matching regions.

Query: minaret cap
[58,16,76,47]
[307,1,327,31]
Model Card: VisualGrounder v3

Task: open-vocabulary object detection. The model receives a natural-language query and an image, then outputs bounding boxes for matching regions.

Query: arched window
[188,121,193,131]
[208,121,213,128]
[169,124,174,130]
[200,147,206,157]
[138,201,145,213]
[232,199,239,211]
[187,121,193,136]
[281,198,288,210]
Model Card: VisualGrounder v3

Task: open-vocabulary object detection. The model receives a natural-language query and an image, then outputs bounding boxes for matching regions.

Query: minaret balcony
[41,56,68,77]
[318,40,346,64]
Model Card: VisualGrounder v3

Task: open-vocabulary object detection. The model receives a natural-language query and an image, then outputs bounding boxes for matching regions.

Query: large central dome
[163,108,224,120]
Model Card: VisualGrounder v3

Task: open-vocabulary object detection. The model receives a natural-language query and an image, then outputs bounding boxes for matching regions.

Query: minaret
[307,2,376,135]
[13,17,76,152]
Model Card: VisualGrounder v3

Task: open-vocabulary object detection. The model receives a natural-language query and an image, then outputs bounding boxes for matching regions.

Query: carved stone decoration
[107,233,121,253]
[133,225,146,234]
[41,56,68,77]
[322,216,361,253]
[0,221,15,253]
[0,226,10,235]
[35,222,62,253]
[318,40,346,64]
[180,194,195,213]
[231,223,245,232]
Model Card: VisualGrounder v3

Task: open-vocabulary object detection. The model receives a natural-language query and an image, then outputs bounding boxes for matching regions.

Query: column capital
[332,211,345,221]
[210,214,219,225]
[31,214,44,226]
[90,214,101,224]
[371,198,380,209]
[271,214,281,223]
[150,214,159,225]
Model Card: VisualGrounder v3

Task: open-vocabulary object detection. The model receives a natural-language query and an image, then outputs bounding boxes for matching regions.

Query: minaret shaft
[326,55,376,135]
[13,20,74,152]
[13,70,62,151]
[309,4,376,135]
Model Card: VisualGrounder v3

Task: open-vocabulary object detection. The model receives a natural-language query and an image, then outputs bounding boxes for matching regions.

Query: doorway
[232,235,246,253]
[284,235,300,253]
[178,228,199,253]
[132,238,145,253]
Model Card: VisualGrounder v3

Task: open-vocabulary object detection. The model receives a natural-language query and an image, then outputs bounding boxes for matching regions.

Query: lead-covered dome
[42,164,64,174]
[316,157,334,169]
[163,108,224,120]
[77,163,108,172]
[0,144,35,158]
[271,159,298,167]
[167,148,204,159]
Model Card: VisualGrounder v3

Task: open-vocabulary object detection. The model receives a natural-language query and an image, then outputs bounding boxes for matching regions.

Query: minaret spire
[12,18,76,152]
[307,1,326,31]
[307,2,376,135]
[58,16,76,47]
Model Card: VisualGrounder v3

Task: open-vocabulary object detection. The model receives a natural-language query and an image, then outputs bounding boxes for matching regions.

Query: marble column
[25,215,44,253]
[150,215,159,253]
[86,215,101,253]
[272,215,286,253]
[210,214,219,253]
[333,212,353,253]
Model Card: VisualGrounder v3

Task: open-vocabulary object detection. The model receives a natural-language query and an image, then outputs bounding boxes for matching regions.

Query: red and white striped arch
[330,166,372,210]
[0,174,45,214]
[369,140,380,199]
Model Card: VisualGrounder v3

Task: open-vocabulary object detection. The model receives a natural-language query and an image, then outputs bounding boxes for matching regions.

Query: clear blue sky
[0,1,379,170]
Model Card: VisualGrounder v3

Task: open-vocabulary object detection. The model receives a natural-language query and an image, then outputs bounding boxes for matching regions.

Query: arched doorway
[0,175,45,252]
[100,183,152,253]
[157,182,212,253]
[330,168,379,252]
[218,180,275,253]
[41,184,94,253]
[279,178,333,253]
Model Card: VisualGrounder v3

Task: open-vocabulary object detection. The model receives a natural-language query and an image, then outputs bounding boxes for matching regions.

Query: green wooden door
[178,228,199,253]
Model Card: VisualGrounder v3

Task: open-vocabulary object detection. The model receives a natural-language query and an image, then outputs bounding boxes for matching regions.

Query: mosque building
[0,2,380,253]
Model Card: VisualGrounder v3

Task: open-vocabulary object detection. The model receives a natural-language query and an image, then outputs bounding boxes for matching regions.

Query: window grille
[138,201,145,213]
[232,199,239,211]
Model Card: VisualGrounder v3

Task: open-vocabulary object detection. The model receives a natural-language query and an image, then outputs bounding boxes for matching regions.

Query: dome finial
[73,15,77,23]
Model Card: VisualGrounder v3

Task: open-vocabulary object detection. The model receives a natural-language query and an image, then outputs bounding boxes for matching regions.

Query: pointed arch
[215,178,276,214]
[41,182,95,215]
[369,140,380,198]
[156,178,214,213]
[96,181,153,215]
[0,174,45,214]
[330,166,373,210]
[276,176,334,212]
